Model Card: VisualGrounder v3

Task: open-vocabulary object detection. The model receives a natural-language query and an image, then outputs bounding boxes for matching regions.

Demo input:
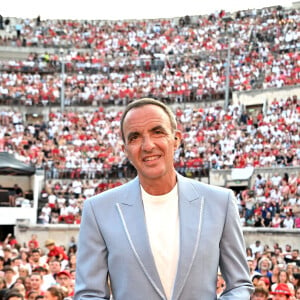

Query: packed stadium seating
[0,8,300,300]
[0,4,299,227]
[0,5,299,106]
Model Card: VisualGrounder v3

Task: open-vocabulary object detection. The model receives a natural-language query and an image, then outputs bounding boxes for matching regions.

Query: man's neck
[139,173,177,195]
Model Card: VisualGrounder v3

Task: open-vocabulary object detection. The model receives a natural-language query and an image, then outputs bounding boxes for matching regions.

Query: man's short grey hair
[120,98,177,142]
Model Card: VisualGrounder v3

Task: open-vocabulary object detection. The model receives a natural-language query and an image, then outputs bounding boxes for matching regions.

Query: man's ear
[121,143,126,154]
[174,131,182,148]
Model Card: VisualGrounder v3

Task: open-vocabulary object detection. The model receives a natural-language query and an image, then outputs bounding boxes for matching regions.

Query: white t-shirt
[141,184,179,300]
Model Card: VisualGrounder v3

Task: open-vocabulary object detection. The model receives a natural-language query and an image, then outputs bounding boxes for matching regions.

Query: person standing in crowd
[251,286,269,300]
[29,249,46,271]
[29,272,45,296]
[75,98,253,300]
[271,270,295,295]
[257,257,273,281]
[2,266,16,289]
[3,289,24,300]
[28,234,40,251]
[8,184,23,207]
[44,286,65,300]
[44,240,68,269]
[270,283,293,299]
[42,260,60,289]
[55,270,74,297]
[2,247,13,267]
[12,282,26,299]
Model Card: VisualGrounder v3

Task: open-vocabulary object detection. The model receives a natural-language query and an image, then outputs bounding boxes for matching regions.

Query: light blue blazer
[74,173,253,300]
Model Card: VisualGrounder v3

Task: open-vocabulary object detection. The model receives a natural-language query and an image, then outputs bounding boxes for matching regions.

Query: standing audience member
[41,260,58,291]
[29,249,46,271]
[12,283,26,299]
[257,257,273,281]
[251,286,269,300]
[270,283,293,299]
[3,289,24,300]
[44,286,65,300]
[9,184,23,207]
[251,241,264,256]
[2,266,17,288]
[3,248,12,267]
[29,272,45,296]
[55,271,74,297]
[285,250,300,266]
[44,240,68,269]
[28,235,40,251]
[271,270,295,295]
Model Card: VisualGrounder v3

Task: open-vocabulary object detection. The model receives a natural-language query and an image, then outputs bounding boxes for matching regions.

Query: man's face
[122,105,180,188]
[30,274,42,290]
[4,270,14,280]
[12,258,21,267]
[260,260,269,270]
[275,249,281,256]
[292,251,299,259]
[56,275,70,287]
[49,261,61,273]
[31,252,40,263]
[3,250,11,259]
[46,244,55,251]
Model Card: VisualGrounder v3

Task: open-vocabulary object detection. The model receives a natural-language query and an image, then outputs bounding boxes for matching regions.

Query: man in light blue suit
[75,98,253,300]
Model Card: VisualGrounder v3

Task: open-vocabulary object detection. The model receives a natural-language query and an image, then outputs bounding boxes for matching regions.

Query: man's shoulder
[85,178,137,206]
[179,175,231,196]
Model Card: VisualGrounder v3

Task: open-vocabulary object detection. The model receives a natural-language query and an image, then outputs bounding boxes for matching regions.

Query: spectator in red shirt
[55,270,74,297]
[44,240,68,269]
[28,234,40,252]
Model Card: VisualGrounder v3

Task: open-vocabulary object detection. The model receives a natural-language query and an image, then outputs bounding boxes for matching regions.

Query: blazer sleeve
[218,191,254,300]
[74,199,111,300]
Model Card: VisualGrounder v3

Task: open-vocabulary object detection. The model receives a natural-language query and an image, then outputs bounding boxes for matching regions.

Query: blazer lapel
[172,174,205,300]
[116,178,166,299]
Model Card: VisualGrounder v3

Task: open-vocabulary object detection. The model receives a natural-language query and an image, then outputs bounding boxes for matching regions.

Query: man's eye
[128,135,138,142]
[154,130,163,134]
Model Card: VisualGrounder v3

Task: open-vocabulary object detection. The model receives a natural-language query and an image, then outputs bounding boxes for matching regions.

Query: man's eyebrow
[151,125,166,132]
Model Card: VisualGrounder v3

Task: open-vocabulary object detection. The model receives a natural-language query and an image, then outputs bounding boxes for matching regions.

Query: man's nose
[141,135,154,151]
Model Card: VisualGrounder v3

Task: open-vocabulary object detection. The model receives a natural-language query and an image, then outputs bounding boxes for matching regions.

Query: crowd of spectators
[0,5,299,106]
[246,240,300,299]
[0,6,299,300]
[0,234,300,299]
[1,93,299,226]
[0,5,299,227]
[1,94,299,177]
[238,171,300,229]
[0,234,76,300]
[36,171,300,228]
